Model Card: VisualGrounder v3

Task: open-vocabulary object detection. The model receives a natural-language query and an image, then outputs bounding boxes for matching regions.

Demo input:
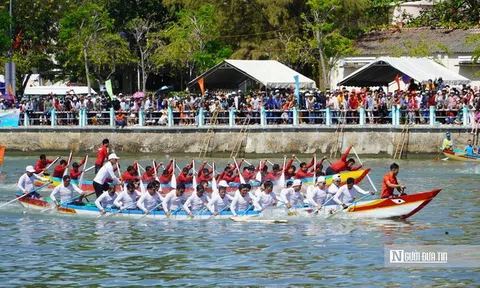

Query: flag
[105,79,114,100]
[198,77,205,95]
[0,145,5,165]
[7,84,14,97]
[394,74,401,91]
[13,29,22,50]
[294,75,300,105]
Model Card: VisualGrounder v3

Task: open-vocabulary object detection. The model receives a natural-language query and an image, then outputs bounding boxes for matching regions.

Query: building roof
[338,57,470,87]
[354,28,480,56]
[188,60,316,90]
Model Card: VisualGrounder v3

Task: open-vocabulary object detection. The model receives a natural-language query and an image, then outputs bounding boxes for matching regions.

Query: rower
[279,179,304,209]
[95,139,109,174]
[294,161,314,179]
[17,165,51,200]
[50,175,85,207]
[230,183,253,216]
[197,161,213,182]
[162,183,187,217]
[183,184,210,218]
[34,154,57,174]
[141,166,156,184]
[113,182,140,210]
[208,180,231,215]
[92,153,122,198]
[306,176,328,210]
[159,160,174,184]
[176,167,193,185]
[52,160,68,178]
[327,174,342,203]
[265,164,282,181]
[122,165,139,183]
[95,184,118,215]
[441,132,453,151]
[137,182,163,215]
[465,139,475,156]
[253,181,277,212]
[333,177,374,209]
[325,146,362,175]
[70,158,87,180]
[381,163,407,199]
[284,155,296,179]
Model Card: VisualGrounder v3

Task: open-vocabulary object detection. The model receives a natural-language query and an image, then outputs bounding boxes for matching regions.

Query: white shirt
[208,193,230,213]
[113,189,140,209]
[93,162,120,185]
[50,183,83,203]
[253,191,277,211]
[333,184,369,205]
[327,184,340,199]
[280,187,304,206]
[306,186,328,207]
[95,192,118,211]
[162,190,187,213]
[183,193,210,214]
[17,173,48,193]
[230,192,252,216]
[137,191,162,213]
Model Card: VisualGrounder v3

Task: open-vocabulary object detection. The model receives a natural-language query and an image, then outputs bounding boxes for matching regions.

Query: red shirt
[142,172,156,183]
[95,145,109,166]
[265,171,282,181]
[122,171,138,182]
[381,172,398,198]
[241,170,255,182]
[52,165,67,178]
[176,173,193,184]
[294,169,314,179]
[198,174,212,182]
[70,168,82,180]
[329,147,361,173]
[34,159,54,174]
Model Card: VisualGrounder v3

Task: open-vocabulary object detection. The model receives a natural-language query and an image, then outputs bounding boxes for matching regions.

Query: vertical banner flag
[394,74,401,92]
[105,79,114,100]
[294,75,300,105]
[198,77,205,95]
[0,145,5,165]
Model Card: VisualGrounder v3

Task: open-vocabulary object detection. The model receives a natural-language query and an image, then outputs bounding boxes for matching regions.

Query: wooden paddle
[433,150,444,162]
[0,182,51,209]
[352,147,377,193]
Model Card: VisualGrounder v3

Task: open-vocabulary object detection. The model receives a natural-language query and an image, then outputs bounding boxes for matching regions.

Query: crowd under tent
[338,57,470,87]
[188,60,317,92]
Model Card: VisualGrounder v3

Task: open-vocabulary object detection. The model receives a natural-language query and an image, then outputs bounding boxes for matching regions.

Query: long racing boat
[442,149,480,162]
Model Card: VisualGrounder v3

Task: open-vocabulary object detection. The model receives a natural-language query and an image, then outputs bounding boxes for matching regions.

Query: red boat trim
[349,189,441,212]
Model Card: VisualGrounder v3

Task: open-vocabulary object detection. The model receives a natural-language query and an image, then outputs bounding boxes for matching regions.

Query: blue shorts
[28,191,42,199]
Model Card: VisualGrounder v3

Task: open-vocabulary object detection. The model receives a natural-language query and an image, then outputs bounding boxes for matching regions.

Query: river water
[0,155,478,286]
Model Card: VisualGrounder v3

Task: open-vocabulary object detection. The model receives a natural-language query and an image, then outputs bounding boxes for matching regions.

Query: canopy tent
[338,57,470,87]
[24,86,98,97]
[188,60,316,90]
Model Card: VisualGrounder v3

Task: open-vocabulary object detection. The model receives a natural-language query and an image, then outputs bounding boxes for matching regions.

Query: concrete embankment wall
[0,126,473,156]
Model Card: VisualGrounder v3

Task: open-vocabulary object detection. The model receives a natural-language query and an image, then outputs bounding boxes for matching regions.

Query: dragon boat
[442,149,480,162]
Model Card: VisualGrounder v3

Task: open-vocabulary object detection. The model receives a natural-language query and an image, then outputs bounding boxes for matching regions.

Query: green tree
[409,0,480,28]
[58,3,114,95]
[0,10,10,55]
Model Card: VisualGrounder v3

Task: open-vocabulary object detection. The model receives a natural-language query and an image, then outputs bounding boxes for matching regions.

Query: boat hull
[442,149,480,162]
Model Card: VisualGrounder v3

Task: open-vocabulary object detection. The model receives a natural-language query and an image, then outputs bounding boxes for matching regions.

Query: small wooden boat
[15,192,260,220]
[33,169,371,194]
[442,149,480,162]
[304,189,441,219]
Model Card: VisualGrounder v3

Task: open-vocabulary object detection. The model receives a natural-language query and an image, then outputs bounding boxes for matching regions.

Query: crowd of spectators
[3,77,480,127]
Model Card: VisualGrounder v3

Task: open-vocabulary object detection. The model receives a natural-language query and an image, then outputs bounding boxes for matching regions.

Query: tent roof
[24,86,98,96]
[338,57,470,87]
[188,60,316,90]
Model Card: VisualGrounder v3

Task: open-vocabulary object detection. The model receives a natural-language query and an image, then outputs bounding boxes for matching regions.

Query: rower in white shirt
[162,183,187,217]
[230,183,253,216]
[17,165,51,200]
[93,153,122,198]
[306,176,328,210]
[50,175,85,207]
[183,184,210,218]
[95,185,118,214]
[253,181,277,211]
[279,179,304,209]
[333,177,374,209]
[327,174,342,204]
[137,182,163,215]
[113,182,140,210]
[208,180,231,215]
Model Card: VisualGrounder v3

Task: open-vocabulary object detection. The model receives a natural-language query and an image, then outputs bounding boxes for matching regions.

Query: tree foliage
[0,10,10,56]
[408,0,480,29]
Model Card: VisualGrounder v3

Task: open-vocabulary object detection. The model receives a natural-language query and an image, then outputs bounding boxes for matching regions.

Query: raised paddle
[152,160,160,182]
[233,157,246,184]
[0,182,51,209]
[39,156,61,176]
[327,193,371,218]
[351,147,378,193]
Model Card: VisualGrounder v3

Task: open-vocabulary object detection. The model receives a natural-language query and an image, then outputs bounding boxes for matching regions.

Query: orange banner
[198,77,205,95]
[0,146,5,165]
[7,84,14,96]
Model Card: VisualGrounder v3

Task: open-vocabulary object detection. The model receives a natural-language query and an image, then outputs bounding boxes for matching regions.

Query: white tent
[188,60,316,90]
[24,86,98,96]
[338,57,470,87]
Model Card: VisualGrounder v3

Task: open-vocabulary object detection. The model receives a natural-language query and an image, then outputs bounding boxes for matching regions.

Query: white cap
[108,153,120,160]
[218,180,229,188]
[332,174,341,182]
[316,176,326,184]
[26,165,36,173]
[292,179,302,187]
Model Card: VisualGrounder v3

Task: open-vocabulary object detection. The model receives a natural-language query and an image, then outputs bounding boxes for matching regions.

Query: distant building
[392,0,435,26]
[332,28,480,88]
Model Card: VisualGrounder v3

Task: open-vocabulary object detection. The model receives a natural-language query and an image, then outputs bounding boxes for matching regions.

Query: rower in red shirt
[325,146,362,175]
[95,139,109,174]
[176,167,193,185]
[265,164,282,181]
[159,160,174,184]
[122,165,139,183]
[241,166,256,182]
[141,166,156,184]
[69,157,87,180]
[381,163,406,198]
[284,155,296,179]
[34,154,57,174]
[197,161,213,182]
[218,160,243,183]
[294,155,316,179]
[52,160,68,178]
